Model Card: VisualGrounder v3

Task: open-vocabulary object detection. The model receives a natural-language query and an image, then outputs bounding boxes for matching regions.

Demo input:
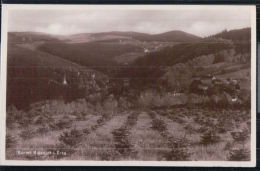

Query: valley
[6,28,251,161]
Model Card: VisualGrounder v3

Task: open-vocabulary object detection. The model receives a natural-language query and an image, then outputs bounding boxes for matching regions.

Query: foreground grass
[6,100,251,161]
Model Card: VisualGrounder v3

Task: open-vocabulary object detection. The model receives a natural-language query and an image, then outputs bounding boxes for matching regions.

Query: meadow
[6,99,250,161]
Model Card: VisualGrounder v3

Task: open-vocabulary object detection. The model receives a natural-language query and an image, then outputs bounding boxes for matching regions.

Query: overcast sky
[8,7,251,37]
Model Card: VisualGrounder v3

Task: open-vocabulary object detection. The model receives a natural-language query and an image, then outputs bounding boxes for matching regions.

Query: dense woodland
[7,28,251,109]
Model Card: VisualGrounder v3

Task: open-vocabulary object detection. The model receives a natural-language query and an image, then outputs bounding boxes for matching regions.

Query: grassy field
[6,99,251,161]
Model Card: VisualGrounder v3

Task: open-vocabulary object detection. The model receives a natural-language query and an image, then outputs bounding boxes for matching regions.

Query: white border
[0,4,257,167]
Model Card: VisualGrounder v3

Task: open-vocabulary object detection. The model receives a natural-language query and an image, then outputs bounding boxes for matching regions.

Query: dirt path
[154,110,201,143]
[128,111,168,160]
[72,112,129,160]
[148,110,191,160]
[112,111,140,159]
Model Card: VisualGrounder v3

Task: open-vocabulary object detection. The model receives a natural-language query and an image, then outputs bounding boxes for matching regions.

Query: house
[144,48,149,53]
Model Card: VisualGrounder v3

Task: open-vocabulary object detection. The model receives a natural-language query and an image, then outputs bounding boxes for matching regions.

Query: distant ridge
[133,27,250,67]
[70,30,201,42]
[8,30,201,43]
[8,31,60,42]
[210,27,251,41]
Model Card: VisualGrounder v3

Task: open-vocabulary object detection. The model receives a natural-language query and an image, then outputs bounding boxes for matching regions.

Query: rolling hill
[117,28,251,90]
[7,28,251,108]
[133,41,232,66]
[38,41,143,69]
[66,30,201,43]
[211,28,250,41]
[7,43,108,109]
[8,32,60,43]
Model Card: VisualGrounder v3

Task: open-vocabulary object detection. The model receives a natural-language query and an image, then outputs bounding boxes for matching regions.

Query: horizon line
[8,26,251,38]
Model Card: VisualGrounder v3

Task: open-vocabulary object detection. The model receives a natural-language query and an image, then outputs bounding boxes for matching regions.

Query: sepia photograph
[0,5,256,166]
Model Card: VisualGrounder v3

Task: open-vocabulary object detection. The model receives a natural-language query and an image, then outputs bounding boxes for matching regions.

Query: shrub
[228,148,250,161]
[151,118,167,137]
[164,137,191,161]
[6,134,17,148]
[6,106,19,128]
[139,90,187,108]
[224,141,233,151]
[58,128,83,147]
[200,129,220,145]
[19,128,36,140]
[7,106,29,128]
[230,128,250,143]
[213,53,225,63]
[103,95,118,112]
[184,124,196,135]
[216,126,227,134]
[82,128,90,135]
[112,127,132,156]
[51,117,72,130]
[36,125,50,135]
[125,112,139,127]
[207,93,231,109]
[138,90,157,107]
[165,147,190,161]
[75,112,86,121]
[86,93,102,106]
[118,97,131,109]
[238,89,250,109]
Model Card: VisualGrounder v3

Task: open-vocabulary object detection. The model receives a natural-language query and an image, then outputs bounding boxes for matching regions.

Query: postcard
[0,4,256,166]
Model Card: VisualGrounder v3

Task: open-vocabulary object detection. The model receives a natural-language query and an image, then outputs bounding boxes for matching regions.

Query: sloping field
[6,100,251,161]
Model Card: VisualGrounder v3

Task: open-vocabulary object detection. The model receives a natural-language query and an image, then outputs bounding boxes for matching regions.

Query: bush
[164,137,191,161]
[228,148,250,161]
[19,128,36,140]
[138,90,157,107]
[230,128,250,143]
[184,124,196,135]
[204,92,235,109]
[151,118,167,137]
[36,125,50,135]
[51,117,72,130]
[58,128,83,147]
[138,90,187,108]
[103,95,118,112]
[6,134,17,148]
[6,106,27,128]
[200,129,220,145]
[112,127,132,156]
[213,53,225,63]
